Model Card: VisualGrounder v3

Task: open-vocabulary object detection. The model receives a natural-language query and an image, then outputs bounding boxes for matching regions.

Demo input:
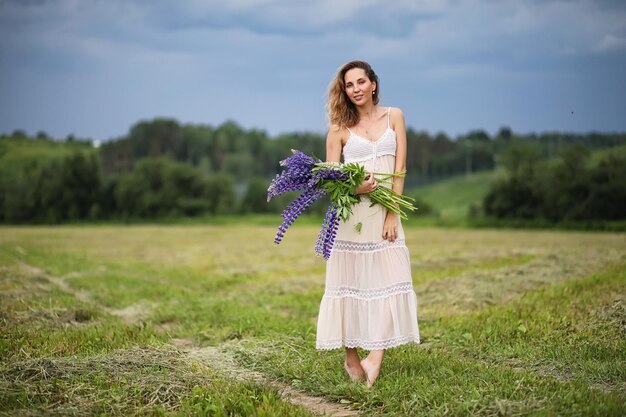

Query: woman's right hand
[354,172,378,194]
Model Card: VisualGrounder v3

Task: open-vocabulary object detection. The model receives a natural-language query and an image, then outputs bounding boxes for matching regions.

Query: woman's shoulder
[385,106,405,128]
[328,123,347,135]
[386,106,404,117]
[329,123,343,132]
[327,123,349,142]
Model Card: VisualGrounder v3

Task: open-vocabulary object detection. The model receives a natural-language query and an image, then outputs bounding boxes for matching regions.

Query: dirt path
[17,262,359,417]
[18,261,154,323]
[184,343,359,417]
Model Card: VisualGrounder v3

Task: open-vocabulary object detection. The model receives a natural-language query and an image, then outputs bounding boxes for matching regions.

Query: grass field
[1,224,625,416]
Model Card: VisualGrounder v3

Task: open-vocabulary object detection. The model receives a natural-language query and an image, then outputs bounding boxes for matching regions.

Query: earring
[373,90,376,95]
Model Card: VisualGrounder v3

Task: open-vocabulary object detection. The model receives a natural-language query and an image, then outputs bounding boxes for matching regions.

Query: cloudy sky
[1,0,625,141]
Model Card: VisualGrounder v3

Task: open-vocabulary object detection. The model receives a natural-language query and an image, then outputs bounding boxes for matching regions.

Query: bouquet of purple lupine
[267,149,416,259]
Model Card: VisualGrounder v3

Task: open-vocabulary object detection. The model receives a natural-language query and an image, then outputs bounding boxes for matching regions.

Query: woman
[315,60,420,387]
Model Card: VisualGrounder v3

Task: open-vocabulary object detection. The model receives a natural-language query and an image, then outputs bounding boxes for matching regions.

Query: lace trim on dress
[343,150,397,164]
[323,281,415,300]
[316,334,420,350]
[333,239,406,253]
[342,123,397,164]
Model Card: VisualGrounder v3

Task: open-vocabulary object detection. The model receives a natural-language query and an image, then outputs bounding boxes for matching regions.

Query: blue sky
[1,0,625,141]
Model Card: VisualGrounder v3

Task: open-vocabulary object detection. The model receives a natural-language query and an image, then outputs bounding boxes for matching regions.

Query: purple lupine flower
[267,150,319,202]
[279,150,316,179]
[315,203,340,259]
[281,149,316,169]
[274,187,327,244]
[309,164,347,186]
[267,171,309,202]
[314,205,332,255]
[271,151,348,255]
[322,206,340,258]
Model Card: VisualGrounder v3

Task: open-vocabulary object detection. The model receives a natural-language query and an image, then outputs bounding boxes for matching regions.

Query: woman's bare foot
[360,357,381,388]
[344,360,365,382]
[344,347,364,382]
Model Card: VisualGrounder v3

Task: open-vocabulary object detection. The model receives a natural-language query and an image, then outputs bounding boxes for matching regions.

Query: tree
[500,143,541,179]
[36,131,49,140]
[483,177,543,219]
[584,154,626,220]
[114,157,238,218]
[241,177,272,213]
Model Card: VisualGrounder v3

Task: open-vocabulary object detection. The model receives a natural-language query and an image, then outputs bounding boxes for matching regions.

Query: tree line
[483,144,626,223]
[1,120,625,223]
[97,119,626,184]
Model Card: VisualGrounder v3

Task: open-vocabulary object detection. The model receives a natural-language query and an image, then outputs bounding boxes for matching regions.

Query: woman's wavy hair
[326,60,380,128]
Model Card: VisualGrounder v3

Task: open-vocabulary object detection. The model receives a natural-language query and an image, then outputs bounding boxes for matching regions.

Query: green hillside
[589,143,626,164]
[407,170,502,223]
[0,137,94,174]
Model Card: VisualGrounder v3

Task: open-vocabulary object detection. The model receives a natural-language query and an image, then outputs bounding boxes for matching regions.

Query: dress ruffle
[316,242,420,350]
[316,289,420,350]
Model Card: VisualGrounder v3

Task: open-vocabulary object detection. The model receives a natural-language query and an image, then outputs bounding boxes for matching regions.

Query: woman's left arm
[391,108,407,197]
[382,107,407,242]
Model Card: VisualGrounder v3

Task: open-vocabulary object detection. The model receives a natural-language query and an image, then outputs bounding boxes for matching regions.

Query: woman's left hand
[382,213,399,242]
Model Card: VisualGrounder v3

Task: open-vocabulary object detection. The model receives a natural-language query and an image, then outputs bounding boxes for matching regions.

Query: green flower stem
[313,162,417,222]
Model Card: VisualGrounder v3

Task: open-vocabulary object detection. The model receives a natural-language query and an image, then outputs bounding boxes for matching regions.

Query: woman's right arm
[325,124,343,163]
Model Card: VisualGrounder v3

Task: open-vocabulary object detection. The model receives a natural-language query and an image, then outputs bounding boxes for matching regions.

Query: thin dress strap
[346,127,353,135]
[387,107,392,128]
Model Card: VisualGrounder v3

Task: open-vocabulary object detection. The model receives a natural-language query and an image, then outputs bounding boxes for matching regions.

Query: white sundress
[316,107,421,350]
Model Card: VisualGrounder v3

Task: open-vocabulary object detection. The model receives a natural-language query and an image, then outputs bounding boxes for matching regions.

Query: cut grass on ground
[1,225,624,416]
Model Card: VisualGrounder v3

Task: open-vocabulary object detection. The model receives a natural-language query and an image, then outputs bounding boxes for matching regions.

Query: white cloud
[1,0,625,138]
[594,34,626,52]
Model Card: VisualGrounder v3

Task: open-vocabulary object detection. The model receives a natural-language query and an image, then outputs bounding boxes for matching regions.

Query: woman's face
[344,68,376,106]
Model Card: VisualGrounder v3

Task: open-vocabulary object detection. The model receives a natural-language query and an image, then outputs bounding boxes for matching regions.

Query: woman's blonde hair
[326,60,380,128]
